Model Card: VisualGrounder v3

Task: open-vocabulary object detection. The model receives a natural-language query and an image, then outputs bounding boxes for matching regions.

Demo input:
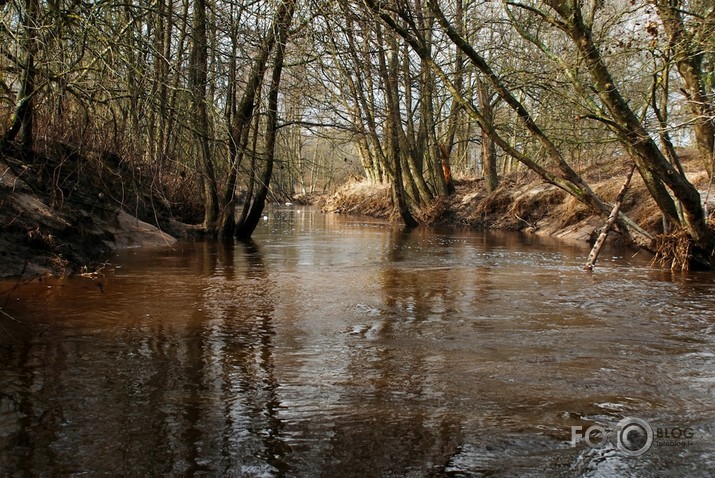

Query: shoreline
[3,153,714,279]
[320,171,715,254]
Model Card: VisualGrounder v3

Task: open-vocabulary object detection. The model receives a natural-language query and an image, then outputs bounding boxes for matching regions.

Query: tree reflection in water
[0,240,290,475]
[1,210,714,476]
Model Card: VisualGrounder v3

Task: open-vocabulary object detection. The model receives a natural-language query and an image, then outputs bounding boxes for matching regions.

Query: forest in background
[1,0,714,267]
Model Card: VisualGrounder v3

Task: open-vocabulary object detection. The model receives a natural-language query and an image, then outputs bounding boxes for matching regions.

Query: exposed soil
[0,145,190,279]
[3,143,714,278]
[322,164,715,252]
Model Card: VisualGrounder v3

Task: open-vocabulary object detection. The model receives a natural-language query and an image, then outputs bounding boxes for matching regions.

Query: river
[1,208,714,476]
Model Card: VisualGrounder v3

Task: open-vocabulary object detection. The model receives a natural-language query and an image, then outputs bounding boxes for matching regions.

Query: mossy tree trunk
[543,0,713,258]
[655,0,715,177]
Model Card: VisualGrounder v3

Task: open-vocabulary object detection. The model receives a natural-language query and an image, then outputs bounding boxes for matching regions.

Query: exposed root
[650,216,715,271]
[651,229,694,272]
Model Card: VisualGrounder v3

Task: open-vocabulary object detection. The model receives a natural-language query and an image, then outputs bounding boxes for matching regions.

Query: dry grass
[322,179,393,218]
[650,217,715,271]
[321,166,715,269]
[417,196,451,223]
[651,228,694,272]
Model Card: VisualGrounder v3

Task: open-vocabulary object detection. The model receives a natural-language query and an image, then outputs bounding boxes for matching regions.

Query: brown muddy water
[1,208,714,477]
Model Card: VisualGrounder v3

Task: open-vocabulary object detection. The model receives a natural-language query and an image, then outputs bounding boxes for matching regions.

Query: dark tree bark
[219,0,296,237]
[656,0,715,177]
[235,0,296,239]
[189,0,219,230]
[543,0,713,257]
[378,27,419,228]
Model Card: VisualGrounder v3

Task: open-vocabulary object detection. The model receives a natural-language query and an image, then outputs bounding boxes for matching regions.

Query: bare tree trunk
[363,0,652,249]
[18,0,38,154]
[422,67,451,197]
[236,112,262,231]
[422,0,608,212]
[545,0,713,257]
[477,76,498,192]
[189,0,219,230]
[334,5,393,184]
[160,0,188,169]
[656,0,715,177]
[2,0,38,154]
[379,28,418,228]
[413,9,447,199]
[440,0,465,190]
[236,0,296,239]
[219,0,294,237]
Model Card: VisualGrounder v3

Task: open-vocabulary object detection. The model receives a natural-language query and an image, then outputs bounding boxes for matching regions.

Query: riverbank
[0,148,186,279]
[321,163,715,249]
[3,145,713,279]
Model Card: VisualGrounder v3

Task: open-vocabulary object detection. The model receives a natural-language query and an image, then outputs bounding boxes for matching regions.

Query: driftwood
[584,164,637,271]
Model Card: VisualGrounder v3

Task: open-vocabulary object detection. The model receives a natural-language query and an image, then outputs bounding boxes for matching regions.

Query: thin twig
[515,213,538,229]
[705,174,713,217]
[0,308,24,325]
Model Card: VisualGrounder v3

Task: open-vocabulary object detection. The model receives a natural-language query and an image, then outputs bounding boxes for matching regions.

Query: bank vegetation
[1,0,714,272]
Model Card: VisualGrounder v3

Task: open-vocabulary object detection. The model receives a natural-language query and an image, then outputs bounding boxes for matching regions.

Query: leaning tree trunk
[364,0,653,249]
[656,0,715,177]
[218,0,293,237]
[551,1,714,259]
[585,165,636,271]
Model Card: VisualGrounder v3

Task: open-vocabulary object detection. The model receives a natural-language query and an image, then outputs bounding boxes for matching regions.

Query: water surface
[1,208,714,476]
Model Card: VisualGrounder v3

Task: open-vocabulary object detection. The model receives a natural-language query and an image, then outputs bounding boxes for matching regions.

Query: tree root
[651,219,715,271]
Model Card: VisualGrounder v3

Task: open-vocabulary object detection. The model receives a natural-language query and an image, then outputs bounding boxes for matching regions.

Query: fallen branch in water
[584,164,636,271]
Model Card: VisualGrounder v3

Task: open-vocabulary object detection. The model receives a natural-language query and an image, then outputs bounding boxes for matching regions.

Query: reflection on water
[1,208,714,476]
